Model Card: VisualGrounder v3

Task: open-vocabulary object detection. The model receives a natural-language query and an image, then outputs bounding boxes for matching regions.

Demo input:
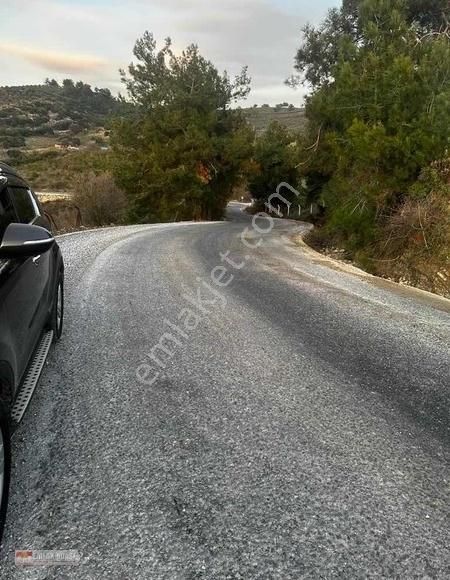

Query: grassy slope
[242,106,307,136]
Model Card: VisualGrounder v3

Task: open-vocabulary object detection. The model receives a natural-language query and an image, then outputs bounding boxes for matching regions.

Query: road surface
[1,204,449,578]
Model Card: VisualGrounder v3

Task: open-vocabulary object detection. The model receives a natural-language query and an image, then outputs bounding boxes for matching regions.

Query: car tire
[0,405,11,545]
[49,274,64,341]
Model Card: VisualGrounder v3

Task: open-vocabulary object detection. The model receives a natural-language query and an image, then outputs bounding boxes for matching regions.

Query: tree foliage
[292,0,450,291]
[291,0,450,89]
[248,122,301,205]
[112,33,253,222]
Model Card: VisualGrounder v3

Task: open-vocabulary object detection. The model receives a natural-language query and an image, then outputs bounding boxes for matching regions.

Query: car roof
[0,162,29,187]
[0,162,21,178]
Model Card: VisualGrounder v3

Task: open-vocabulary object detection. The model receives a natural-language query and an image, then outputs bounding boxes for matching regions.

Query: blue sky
[0,0,339,105]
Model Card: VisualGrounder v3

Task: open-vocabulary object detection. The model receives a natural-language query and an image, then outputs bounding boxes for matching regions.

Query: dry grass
[41,199,82,233]
[375,193,450,296]
[72,171,128,227]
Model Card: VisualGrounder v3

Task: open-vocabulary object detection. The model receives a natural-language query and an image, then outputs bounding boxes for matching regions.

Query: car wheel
[50,274,64,341]
[0,406,11,545]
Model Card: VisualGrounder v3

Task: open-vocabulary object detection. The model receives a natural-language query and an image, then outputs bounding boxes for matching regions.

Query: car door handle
[32,255,41,266]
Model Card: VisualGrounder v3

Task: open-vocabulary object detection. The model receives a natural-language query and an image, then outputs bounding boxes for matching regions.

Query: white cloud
[0,42,107,74]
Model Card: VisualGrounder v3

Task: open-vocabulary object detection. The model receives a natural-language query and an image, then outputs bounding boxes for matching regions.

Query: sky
[0,0,339,106]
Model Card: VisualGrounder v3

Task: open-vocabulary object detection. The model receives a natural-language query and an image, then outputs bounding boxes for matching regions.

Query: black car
[0,163,64,541]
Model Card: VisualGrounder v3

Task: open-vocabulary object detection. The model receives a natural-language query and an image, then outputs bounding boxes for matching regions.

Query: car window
[9,186,37,224]
[0,187,17,238]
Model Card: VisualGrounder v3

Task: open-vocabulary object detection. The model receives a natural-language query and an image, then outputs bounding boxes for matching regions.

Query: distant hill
[0,80,124,151]
[242,105,307,136]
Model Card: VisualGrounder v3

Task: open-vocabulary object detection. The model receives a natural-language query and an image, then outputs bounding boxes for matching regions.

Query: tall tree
[291,0,450,284]
[290,0,449,89]
[112,33,253,222]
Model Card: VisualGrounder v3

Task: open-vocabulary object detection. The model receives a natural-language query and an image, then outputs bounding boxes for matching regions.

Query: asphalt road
[1,204,449,579]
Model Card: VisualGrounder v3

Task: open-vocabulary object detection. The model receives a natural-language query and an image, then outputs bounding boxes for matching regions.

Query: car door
[0,185,23,387]
[0,185,51,383]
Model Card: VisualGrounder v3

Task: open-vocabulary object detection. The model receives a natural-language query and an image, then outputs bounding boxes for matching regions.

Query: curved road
[1,204,449,578]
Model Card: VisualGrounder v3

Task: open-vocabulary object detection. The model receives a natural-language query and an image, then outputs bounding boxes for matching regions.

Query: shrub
[6,149,25,162]
[373,162,450,295]
[0,134,26,148]
[72,171,128,227]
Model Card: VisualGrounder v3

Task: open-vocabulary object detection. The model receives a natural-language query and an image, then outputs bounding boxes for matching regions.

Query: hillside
[0,80,124,151]
[0,81,126,190]
[243,105,307,136]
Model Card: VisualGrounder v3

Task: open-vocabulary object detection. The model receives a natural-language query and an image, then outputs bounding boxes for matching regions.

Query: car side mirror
[0,223,55,258]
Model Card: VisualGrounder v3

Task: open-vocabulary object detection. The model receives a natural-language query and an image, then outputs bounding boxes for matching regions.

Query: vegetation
[112,32,254,222]
[0,83,304,193]
[0,80,123,141]
[72,171,128,227]
[243,105,306,136]
[286,0,450,294]
[0,80,126,194]
[289,0,449,89]
[17,149,112,191]
[248,122,301,206]
[375,161,450,295]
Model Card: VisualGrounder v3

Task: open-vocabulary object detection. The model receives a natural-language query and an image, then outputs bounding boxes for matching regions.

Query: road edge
[291,227,450,313]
